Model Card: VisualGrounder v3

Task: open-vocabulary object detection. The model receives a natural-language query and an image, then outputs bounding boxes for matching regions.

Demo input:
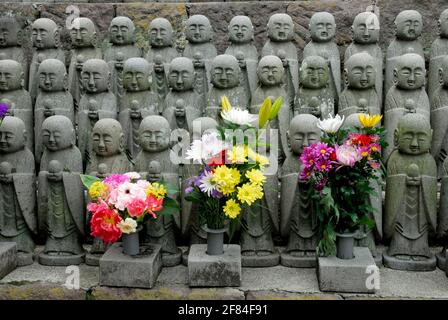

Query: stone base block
[318,247,378,293]
[162,249,182,267]
[383,252,436,271]
[188,244,241,287]
[182,250,189,266]
[241,249,279,267]
[280,250,316,268]
[38,252,85,266]
[0,242,17,280]
[17,252,34,267]
[99,243,162,289]
[436,250,446,272]
[85,253,102,266]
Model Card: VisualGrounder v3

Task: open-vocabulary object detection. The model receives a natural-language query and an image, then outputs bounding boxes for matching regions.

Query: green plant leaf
[80,174,100,189]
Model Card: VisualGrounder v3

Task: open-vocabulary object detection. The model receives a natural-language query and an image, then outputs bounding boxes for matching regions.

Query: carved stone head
[168,57,195,91]
[81,59,110,93]
[344,52,376,89]
[31,18,60,49]
[0,59,24,91]
[0,116,26,153]
[0,16,22,48]
[70,17,97,48]
[394,10,422,41]
[228,15,254,44]
[300,56,329,89]
[186,15,213,44]
[109,16,135,45]
[41,115,75,152]
[287,114,320,154]
[439,55,448,88]
[393,53,425,90]
[267,13,294,42]
[38,59,67,92]
[439,9,448,39]
[149,18,173,48]
[257,55,284,87]
[92,118,124,157]
[394,113,432,155]
[309,12,336,43]
[352,12,380,44]
[139,115,171,152]
[123,57,152,92]
[211,54,240,89]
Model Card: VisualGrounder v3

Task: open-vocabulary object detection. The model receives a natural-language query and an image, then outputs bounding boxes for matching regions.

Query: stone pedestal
[85,253,102,266]
[188,244,241,287]
[280,248,317,268]
[436,249,446,273]
[99,243,162,289]
[0,243,17,280]
[318,247,378,293]
[241,249,280,267]
[383,252,436,271]
[38,252,85,266]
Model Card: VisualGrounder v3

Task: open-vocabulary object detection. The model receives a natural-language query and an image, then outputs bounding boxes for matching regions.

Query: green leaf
[80,174,100,189]
[158,197,180,216]
[268,96,283,120]
[258,97,272,129]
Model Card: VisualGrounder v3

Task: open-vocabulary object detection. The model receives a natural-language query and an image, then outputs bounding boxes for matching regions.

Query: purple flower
[0,102,8,118]
[185,186,194,194]
[210,189,223,199]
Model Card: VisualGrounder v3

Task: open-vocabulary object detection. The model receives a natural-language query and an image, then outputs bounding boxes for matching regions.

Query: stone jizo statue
[429,9,448,102]
[436,157,448,271]
[145,18,179,65]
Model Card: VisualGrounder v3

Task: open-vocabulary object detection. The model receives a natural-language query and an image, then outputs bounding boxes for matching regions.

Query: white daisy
[199,170,218,197]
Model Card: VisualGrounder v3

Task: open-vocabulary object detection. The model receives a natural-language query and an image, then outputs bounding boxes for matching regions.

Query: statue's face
[32,20,57,49]
[268,16,293,42]
[186,16,212,43]
[396,13,422,40]
[123,61,151,92]
[139,120,170,152]
[110,18,134,45]
[440,11,448,38]
[289,122,320,154]
[82,63,109,93]
[347,62,375,89]
[168,60,194,91]
[310,14,335,42]
[92,126,121,157]
[353,13,379,44]
[42,120,73,151]
[38,62,65,92]
[0,19,19,47]
[228,17,253,44]
[0,62,22,91]
[149,19,173,48]
[300,59,328,89]
[258,59,283,86]
[0,119,25,153]
[211,60,239,89]
[397,123,431,155]
[70,19,95,48]
[395,58,425,90]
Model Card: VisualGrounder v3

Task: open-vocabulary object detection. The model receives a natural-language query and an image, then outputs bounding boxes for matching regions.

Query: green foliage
[80,174,100,189]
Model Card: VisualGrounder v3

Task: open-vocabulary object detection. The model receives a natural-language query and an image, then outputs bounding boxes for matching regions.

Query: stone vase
[203,225,226,256]
[122,231,140,256]
[336,232,355,259]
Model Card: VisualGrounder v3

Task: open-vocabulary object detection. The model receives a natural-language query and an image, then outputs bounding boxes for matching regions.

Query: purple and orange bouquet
[300,114,387,256]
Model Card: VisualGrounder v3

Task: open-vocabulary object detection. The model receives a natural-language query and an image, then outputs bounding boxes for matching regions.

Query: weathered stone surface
[99,243,162,289]
[0,243,17,280]
[188,244,241,287]
[246,290,342,300]
[318,247,378,294]
[0,283,86,300]
[116,3,187,52]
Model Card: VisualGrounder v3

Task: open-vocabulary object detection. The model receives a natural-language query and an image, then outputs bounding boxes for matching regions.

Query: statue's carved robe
[338,88,380,118]
[0,46,28,89]
[295,87,335,119]
[303,41,341,101]
[145,46,179,65]
[0,89,33,151]
[437,165,448,241]
[385,39,424,97]
[385,151,437,258]
[153,67,169,111]
[0,149,36,254]
[206,86,248,120]
[68,47,102,106]
[384,87,430,160]
[281,156,319,252]
[430,87,448,176]
[163,90,203,132]
[344,43,383,104]
[119,91,158,159]
[78,92,117,164]
[428,37,448,101]
[34,91,75,163]
[29,48,65,103]
[261,40,299,107]
[183,42,217,73]
[103,45,142,98]
[134,149,180,253]
[38,171,85,255]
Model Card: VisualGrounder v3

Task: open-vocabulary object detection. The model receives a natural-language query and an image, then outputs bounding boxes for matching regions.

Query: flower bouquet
[81,172,179,255]
[183,96,280,255]
[299,114,387,258]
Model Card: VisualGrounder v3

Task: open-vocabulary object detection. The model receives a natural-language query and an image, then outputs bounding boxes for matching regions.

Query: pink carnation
[103,174,130,188]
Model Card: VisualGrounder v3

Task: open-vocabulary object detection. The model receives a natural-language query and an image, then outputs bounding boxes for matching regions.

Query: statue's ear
[16,29,23,46]
[63,73,69,91]
[286,130,291,150]
[91,32,98,47]
[107,71,112,91]
[54,28,61,48]
[193,70,197,86]
[439,68,444,85]
[20,71,24,89]
[393,68,398,86]
[350,25,354,40]
[22,129,27,146]
[71,128,76,146]
[119,133,125,152]
[147,73,153,87]
[343,68,349,87]
[438,19,442,35]
[393,128,399,147]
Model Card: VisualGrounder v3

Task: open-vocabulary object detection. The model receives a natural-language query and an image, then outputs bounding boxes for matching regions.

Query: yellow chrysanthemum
[219,183,236,196]
[223,199,241,219]
[237,183,263,205]
[245,169,266,186]
[227,145,247,164]
[358,114,382,128]
[255,153,269,167]
[146,182,167,199]
[212,165,233,184]
[89,181,108,200]
[229,168,241,185]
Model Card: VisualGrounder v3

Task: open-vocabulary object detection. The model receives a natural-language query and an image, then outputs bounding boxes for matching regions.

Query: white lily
[317,114,345,134]
[221,107,258,126]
